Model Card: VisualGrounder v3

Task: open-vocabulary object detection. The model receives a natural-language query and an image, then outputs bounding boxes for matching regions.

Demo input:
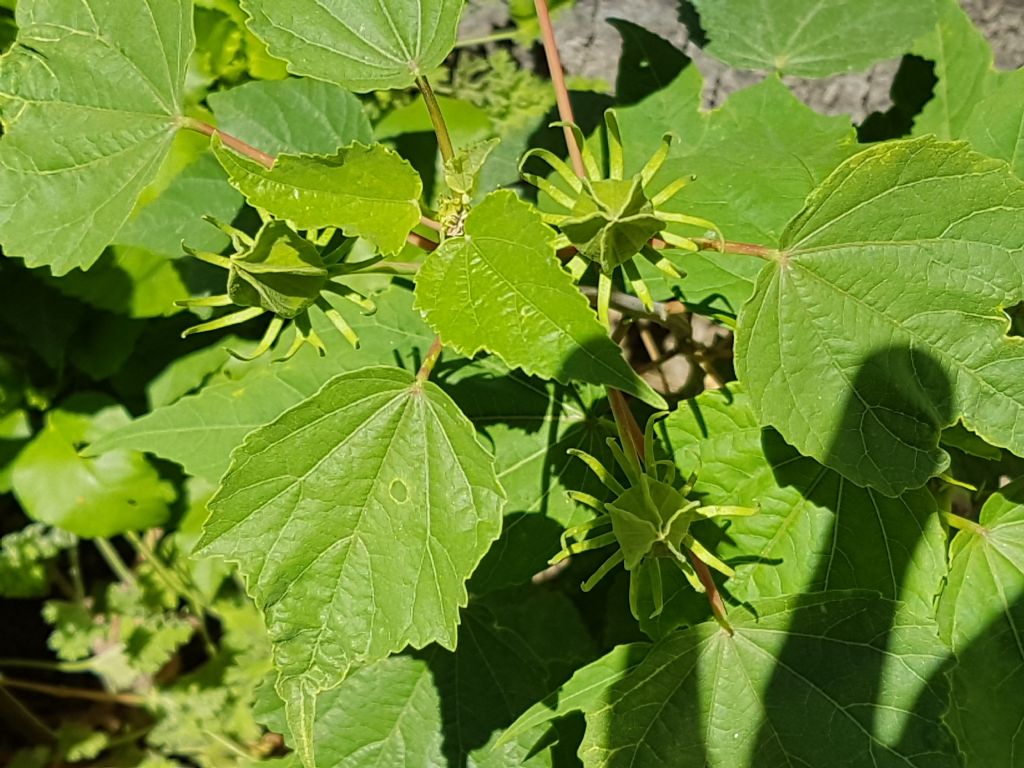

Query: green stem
[0,658,96,673]
[415,75,455,164]
[180,117,276,169]
[366,261,422,276]
[455,28,525,48]
[94,538,136,587]
[67,542,86,603]
[685,236,775,260]
[416,336,444,384]
[942,511,988,536]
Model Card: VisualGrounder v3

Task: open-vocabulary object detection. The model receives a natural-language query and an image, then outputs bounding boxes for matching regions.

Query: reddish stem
[688,553,734,635]
[534,0,586,178]
[0,676,145,706]
[652,236,774,260]
[407,231,439,252]
[181,117,276,169]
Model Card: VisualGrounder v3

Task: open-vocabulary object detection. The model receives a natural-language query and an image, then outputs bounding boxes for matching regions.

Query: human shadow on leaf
[750,344,958,765]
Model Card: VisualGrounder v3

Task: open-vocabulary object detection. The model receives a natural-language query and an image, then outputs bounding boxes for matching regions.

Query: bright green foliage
[618,75,859,248]
[937,481,1024,767]
[665,388,947,617]
[209,78,373,156]
[198,366,504,764]
[90,287,435,482]
[507,593,955,768]
[693,0,935,77]
[963,69,1024,179]
[416,190,666,408]
[240,0,465,92]
[737,136,1024,496]
[0,0,193,274]
[12,396,175,538]
[213,139,422,255]
[912,0,1003,140]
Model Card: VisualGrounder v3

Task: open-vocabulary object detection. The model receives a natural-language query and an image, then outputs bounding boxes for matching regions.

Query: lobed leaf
[737,136,1024,495]
[198,366,504,761]
[937,480,1024,767]
[693,0,935,77]
[240,0,464,92]
[0,0,193,274]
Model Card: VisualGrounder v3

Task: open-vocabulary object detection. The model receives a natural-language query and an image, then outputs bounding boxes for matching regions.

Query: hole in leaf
[1006,302,1024,338]
[389,478,409,503]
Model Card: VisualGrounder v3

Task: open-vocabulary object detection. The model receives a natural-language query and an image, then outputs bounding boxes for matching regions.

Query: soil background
[461,0,1024,123]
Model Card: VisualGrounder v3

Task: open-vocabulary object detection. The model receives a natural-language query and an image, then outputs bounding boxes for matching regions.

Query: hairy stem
[416,336,444,384]
[415,75,455,164]
[534,0,586,178]
[180,117,276,169]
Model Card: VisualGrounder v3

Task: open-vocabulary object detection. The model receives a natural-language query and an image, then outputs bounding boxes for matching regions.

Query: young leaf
[198,366,505,758]
[415,190,666,408]
[239,0,464,92]
[208,78,373,157]
[213,139,422,255]
[0,0,194,274]
[692,0,935,77]
[737,136,1024,496]
[937,480,1024,768]
[665,388,947,617]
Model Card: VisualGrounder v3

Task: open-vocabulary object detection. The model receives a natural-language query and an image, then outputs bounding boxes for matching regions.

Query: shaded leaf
[737,136,1024,495]
[0,0,193,274]
[937,480,1024,767]
[665,388,947,616]
[415,190,665,408]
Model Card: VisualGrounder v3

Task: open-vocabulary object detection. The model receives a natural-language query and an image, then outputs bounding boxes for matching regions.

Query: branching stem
[180,117,276,169]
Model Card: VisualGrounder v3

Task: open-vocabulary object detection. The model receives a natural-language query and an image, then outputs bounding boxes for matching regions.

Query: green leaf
[415,190,666,408]
[88,286,436,482]
[665,388,947,616]
[617,75,859,248]
[198,366,504,760]
[693,0,935,77]
[115,151,243,258]
[510,594,956,767]
[737,136,1024,496]
[213,139,421,255]
[962,68,1024,179]
[240,0,464,92]
[12,395,175,538]
[937,480,1024,767]
[46,246,190,318]
[209,78,372,157]
[0,0,194,274]
[911,0,1002,140]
